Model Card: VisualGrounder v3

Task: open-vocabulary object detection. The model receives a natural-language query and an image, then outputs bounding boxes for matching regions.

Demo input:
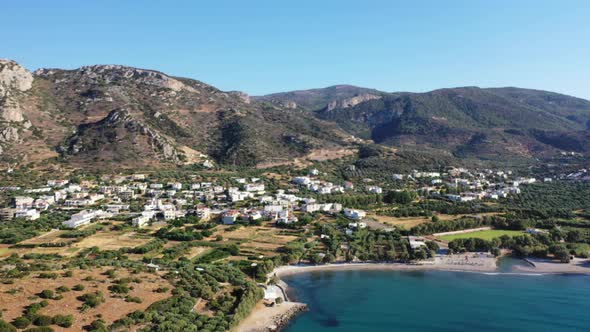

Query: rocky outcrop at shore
[264,303,307,332]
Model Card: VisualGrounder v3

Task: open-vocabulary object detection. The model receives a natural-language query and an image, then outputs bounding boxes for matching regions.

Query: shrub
[38,290,54,299]
[0,319,16,332]
[37,273,57,280]
[108,284,129,294]
[52,315,73,328]
[125,296,142,303]
[72,284,85,291]
[56,286,70,293]
[84,319,106,332]
[11,317,30,329]
[103,269,117,279]
[154,287,169,293]
[78,292,105,308]
[32,315,53,326]
[23,327,54,332]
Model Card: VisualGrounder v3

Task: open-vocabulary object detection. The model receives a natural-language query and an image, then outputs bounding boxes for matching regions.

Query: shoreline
[236,256,590,332]
[274,261,496,278]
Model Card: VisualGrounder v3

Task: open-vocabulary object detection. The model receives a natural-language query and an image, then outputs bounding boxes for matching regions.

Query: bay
[283,270,590,332]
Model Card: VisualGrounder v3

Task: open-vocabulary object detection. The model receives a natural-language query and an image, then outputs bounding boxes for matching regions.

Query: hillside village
[0,166,536,233]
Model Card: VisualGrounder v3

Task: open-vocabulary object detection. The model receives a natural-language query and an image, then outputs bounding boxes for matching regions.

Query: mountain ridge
[2,58,590,169]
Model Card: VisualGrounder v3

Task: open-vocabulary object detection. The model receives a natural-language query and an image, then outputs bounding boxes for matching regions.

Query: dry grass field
[72,231,150,251]
[0,267,171,331]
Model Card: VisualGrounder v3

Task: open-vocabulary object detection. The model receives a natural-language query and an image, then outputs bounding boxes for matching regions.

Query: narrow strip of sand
[512,257,590,274]
[274,256,590,277]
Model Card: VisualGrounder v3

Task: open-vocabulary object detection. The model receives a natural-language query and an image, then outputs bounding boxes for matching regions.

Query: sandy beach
[274,254,499,278]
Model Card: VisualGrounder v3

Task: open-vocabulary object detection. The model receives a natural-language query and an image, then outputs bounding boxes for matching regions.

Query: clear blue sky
[2,0,589,98]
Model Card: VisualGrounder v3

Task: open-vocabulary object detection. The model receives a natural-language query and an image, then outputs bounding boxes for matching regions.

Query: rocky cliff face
[254,85,384,111]
[0,59,33,123]
[326,93,381,111]
[0,60,36,157]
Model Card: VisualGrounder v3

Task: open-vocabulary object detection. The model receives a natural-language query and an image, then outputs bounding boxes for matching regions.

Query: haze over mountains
[1,59,590,169]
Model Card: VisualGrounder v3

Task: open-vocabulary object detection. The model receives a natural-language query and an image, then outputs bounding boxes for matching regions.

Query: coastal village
[1,166,535,231]
[0,164,589,331]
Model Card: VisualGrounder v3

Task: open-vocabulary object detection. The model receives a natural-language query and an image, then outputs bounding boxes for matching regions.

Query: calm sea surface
[283,267,590,332]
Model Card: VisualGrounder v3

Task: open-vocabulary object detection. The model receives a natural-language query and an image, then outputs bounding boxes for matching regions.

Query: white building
[264,205,284,213]
[12,196,34,209]
[366,186,383,194]
[244,183,265,192]
[348,222,367,229]
[408,236,427,250]
[222,211,239,225]
[169,182,183,190]
[196,207,211,221]
[343,209,366,220]
[302,203,321,213]
[132,215,151,227]
[63,210,107,228]
[15,209,40,220]
[292,176,311,185]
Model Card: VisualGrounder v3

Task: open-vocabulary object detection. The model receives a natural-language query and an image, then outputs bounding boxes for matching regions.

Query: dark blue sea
[283,266,590,332]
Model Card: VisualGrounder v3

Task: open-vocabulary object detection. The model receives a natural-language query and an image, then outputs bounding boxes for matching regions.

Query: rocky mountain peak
[228,91,251,104]
[0,59,33,94]
[35,64,196,93]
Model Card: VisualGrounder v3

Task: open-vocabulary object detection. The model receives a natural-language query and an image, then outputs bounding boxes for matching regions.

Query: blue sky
[2,0,589,98]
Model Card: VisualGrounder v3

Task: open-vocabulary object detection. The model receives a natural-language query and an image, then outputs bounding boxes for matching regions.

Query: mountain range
[1,59,590,170]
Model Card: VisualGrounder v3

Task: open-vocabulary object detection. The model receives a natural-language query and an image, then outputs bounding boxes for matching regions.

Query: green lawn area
[438,229,523,242]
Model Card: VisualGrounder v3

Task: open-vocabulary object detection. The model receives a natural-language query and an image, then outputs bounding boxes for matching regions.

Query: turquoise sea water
[283,268,590,332]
